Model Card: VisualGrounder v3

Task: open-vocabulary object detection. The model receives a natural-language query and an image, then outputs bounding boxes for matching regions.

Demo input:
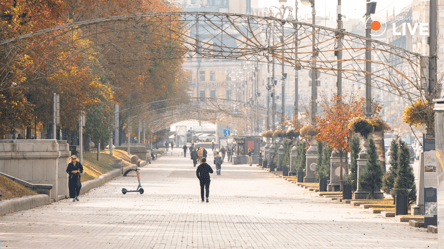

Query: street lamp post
[365,1,377,118]
[301,0,317,125]
[269,0,294,128]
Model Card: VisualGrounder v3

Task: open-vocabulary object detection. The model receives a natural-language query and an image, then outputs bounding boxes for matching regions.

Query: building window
[200,90,206,101]
[210,90,216,99]
[199,71,205,81]
[226,90,232,100]
[210,71,216,81]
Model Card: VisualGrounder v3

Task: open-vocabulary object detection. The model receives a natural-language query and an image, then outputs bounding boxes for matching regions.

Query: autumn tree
[316,95,364,190]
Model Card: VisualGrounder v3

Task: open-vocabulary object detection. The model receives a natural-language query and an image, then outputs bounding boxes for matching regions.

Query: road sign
[309,69,320,80]
[223,129,231,137]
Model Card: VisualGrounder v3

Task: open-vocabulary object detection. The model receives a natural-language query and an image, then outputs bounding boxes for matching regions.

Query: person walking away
[212,142,214,150]
[221,146,226,162]
[66,155,83,202]
[227,146,232,162]
[171,141,174,150]
[196,158,213,202]
[191,148,198,167]
[214,152,223,175]
[165,142,169,152]
[203,148,208,158]
[183,144,188,157]
[248,148,253,166]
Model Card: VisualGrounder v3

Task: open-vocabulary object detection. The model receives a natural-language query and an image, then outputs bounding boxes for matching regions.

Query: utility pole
[114,105,119,146]
[429,0,438,101]
[311,0,317,126]
[365,0,373,119]
[79,111,85,164]
[52,93,60,140]
[281,26,286,126]
[337,0,343,99]
[294,0,299,119]
[272,28,276,131]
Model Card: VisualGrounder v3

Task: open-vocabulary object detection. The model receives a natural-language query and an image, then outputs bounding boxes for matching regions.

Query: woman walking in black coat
[66,155,83,202]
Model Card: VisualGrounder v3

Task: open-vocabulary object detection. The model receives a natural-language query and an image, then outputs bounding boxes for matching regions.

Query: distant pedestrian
[183,144,188,157]
[221,146,226,162]
[198,147,203,162]
[227,146,232,162]
[191,148,198,167]
[212,142,215,150]
[196,158,213,203]
[248,148,253,166]
[66,155,83,202]
[203,148,207,158]
[171,141,174,150]
[214,152,223,175]
[165,142,169,152]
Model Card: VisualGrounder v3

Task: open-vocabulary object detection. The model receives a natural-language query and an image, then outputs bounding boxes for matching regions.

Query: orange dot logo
[371,21,381,31]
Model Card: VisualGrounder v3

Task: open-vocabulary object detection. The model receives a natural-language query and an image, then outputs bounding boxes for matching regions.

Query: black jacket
[196,163,213,181]
[191,150,198,160]
[203,149,207,157]
[66,161,83,177]
[183,145,187,151]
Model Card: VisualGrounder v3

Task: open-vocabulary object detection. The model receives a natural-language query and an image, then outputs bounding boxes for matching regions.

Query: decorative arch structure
[0,11,430,133]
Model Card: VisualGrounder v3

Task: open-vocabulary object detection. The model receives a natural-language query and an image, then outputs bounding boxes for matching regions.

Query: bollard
[395,191,409,215]
[342,184,353,199]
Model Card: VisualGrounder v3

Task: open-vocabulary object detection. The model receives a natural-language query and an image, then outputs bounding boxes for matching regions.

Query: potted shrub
[300,124,318,140]
[348,117,373,139]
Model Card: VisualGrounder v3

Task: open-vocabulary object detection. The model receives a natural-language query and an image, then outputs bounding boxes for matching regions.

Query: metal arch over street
[0,11,430,104]
[120,97,277,133]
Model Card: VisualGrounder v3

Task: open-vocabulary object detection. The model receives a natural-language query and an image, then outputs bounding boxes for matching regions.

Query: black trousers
[200,180,210,201]
[184,150,187,157]
[68,175,82,198]
[193,159,197,167]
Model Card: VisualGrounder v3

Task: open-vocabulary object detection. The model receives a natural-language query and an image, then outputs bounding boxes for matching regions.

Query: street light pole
[294,0,299,119]
[337,0,343,100]
[311,0,317,126]
[365,0,372,119]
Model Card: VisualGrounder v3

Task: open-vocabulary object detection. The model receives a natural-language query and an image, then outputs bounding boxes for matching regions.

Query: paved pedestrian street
[0,150,438,249]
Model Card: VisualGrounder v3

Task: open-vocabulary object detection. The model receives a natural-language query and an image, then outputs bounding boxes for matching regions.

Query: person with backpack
[191,148,198,167]
[214,152,223,175]
[196,158,213,203]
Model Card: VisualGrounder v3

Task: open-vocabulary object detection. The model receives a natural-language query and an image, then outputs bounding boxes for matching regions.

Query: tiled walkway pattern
[0,150,438,248]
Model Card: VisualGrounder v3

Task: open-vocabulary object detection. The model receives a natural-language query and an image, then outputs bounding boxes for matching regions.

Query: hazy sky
[257,0,413,20]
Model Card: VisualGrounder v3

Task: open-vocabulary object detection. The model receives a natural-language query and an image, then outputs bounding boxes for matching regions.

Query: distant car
[205,135,216,142]
[105,144,115,149]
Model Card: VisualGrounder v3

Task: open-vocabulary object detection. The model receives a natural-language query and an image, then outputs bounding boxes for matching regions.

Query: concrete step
[427,225,438,233]
[361,204,395,209]
[396,216,424,223]
[409,220,424,228]
[319,192,342,197]
[381,211,396,217]
[351,201,370,207]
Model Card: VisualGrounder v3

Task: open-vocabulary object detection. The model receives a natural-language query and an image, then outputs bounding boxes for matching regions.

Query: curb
[0,194,50,216]
[80,165,136,195]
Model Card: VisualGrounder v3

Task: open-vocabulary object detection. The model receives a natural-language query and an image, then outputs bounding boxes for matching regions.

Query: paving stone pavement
[0,149,438,249]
